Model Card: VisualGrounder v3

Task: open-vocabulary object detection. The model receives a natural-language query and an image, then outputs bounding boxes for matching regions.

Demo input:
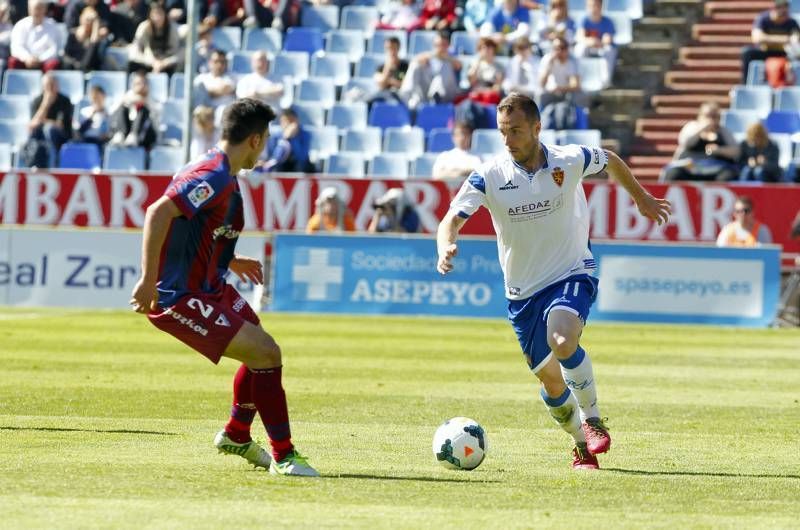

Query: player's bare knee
[255,335,281,366]
[547,331,579,359]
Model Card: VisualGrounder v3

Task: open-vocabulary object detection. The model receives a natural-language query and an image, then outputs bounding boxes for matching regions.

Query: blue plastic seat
[774,87,800,112]
[291,102,325,127]
[341,127,382,159]
[59,142,102,170]
[169,73,185,99]
[343,78,378,100]
[307,125,339,163]
[470,129,505,158]
[368,30,408,58]
[0,119,29,147]
[721,109,761,135]
[770,133,793,168]
[607,13,632,45]
[86,71,127,107]
[327,102,368,131]
[383,126,425,157]
[310,52,351,86]
[414,103,454,134]
[125,72,169,103]
[326,29,366,63]
[764,110,800,133]
[410,153,439,178]
[104,146,147,171]
[578,57,607,92]
[243,27,282,54]
[368,153,409,178]
[606,0,643,19]
[50,70,84,104]
[229,51,254,74]
[271,52,309,82]
[325,152,366,177]
[408,30,437,55]
[340,5,379,33]
[159,99,186,143]
[450,31,478,55]
[539,129,558,145]
[296,78,336,109]
[148,145,186,172]
[731,85,773,117]
[283,27,324,54]
[2,70,42,99]
[0,95,30,122]
[746,60,766,86]
[427,128,454,152]
[355,53,384,78]
[368,102,410,129]
[211,26,242,53]
[301,5,340,31]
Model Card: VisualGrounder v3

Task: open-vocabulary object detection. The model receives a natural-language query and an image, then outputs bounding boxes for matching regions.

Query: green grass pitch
[1,309,799,529]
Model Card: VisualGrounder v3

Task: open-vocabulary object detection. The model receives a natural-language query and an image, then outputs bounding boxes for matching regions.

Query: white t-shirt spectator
[432,147,483,179]
[236,73,283,108]
[539,52,579,92]
[10,16,62,62]
[193,72,236,108]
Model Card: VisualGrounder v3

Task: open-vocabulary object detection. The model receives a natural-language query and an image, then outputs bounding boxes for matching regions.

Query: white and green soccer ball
[432,417,488,471]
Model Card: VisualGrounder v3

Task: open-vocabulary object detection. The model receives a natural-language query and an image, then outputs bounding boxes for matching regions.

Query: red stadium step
[679,58,742,69]
[710,12,765,23]
[692,23,754,38]
[636,118,687,134]
[629,155,674,167]
[665,70,742,85]
[652,106,703,120]
[679,46,744,61]
[663,81,736,94]
[705,1,772,17]
[652,94,730,107]
[694,34,752,45]
[640,130,681,142]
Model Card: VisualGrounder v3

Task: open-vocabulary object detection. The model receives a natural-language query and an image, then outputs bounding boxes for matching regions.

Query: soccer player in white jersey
[436,93,671,469]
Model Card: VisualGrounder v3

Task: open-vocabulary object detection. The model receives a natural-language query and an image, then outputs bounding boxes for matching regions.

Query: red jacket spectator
[411,0,457,32]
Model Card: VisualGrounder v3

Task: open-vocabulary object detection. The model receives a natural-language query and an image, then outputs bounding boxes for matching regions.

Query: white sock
[558,346,600,421]
[540,387,585,444]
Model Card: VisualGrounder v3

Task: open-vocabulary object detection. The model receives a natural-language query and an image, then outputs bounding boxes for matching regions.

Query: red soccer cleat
[572,444,599,470]
[582,417,611,454]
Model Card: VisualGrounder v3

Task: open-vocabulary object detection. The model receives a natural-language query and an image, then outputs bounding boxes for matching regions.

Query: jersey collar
[511,143,550,178]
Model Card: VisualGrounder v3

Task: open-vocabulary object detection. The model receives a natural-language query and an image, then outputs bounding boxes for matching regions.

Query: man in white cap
[367,187,420,233]
[306,186,355,233]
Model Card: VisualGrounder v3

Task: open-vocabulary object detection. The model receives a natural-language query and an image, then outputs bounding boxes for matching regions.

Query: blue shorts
[507,274,599,374]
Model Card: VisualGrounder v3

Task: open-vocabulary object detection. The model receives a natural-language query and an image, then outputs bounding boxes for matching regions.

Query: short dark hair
[453,120,473,134]
[386,36,401,48]
[220,98,276,145]
[736,195,754,210]
[210,49,227,61]
[282,107,299,121]
[497,92,541,123]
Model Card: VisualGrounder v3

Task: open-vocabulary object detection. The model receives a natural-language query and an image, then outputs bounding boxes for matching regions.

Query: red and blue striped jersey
[155,148,244,308]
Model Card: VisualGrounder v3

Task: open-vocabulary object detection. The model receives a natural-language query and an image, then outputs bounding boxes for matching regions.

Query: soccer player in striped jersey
[436,93,671,469]
[129,98,318,477]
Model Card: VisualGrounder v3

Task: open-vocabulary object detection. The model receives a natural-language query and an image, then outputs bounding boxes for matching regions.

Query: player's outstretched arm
[130,196,182,313]
[436,210,467,275]
[605,150,672,225]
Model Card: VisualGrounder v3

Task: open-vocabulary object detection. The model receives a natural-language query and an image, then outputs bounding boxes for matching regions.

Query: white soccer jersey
[450,143,608,300]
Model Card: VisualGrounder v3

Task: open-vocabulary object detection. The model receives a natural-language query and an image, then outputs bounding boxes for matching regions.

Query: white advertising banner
[0,228,266,309]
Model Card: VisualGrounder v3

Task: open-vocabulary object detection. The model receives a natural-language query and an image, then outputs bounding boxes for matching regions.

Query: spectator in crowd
[76,84,111,145]
[410,0,457,32]
[261,107,313,173]
[503,36,540,99]
[432,120,482,179]
[201,0,247,28]
[376,0,419,31]
[306,187,356,233]
[194,49,237,109]
[539,36,581,108]
[8,0,62,71]
[462,0,491,33]
[367,187,420,233]
[664,102,739,181]
[128,1,182,74]
[165,0,185,23]
[24,71,72,167]
[0,1,13,60]
[62,6,107,71]
[111,0,148,44]
[64,0,113,31]
[399,31,461,110]
[109,70,158,149]
[480,0,530,49]
[189,105,216,158]
[466,36,504,104]
[236,51,284,108]
[539,0,576,46]
[737,122,782,182]
[741,0,800,83]
[359,36,408,106]
[575,0,616,88]
[716,196,773,247]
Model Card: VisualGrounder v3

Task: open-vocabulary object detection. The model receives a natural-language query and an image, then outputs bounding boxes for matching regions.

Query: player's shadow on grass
[336,473,500,483]
[0,426,178,436]
[605,467,800,480]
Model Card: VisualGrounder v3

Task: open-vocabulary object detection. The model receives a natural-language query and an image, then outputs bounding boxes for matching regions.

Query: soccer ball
[432,417,488,471]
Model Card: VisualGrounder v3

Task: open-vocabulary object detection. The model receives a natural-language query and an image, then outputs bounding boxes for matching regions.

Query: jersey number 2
[188,298,213,319]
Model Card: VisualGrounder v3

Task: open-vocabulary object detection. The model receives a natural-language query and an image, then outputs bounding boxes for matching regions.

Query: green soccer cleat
[214,430,272,470]
[269,450,320,477]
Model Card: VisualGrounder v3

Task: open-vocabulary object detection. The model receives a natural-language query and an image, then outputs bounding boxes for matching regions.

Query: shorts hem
[531,351,554,374]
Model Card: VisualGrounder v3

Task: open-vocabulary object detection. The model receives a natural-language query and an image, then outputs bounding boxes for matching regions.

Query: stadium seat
[307,125,339,163]
[283,27,324,54]
[341,127,382,159]
[291,102,325,127]
[326,29,366,63]
[771,133,793,168]
[59,142,102,170]
[229,51,254,74]
[606,0,643,19]
[427,128,454,152]
[271,52,309,82]
[125,72,169,103]
[607,13,633,45]
[414,103,454,134]
[169,73,185,99]
[103,46,129,70]
[355,53,384,78]
[368,102,410,129]
[731,85,773,117]
[301,4,340,32]
[211,26,242,53]
[2,70,42,99]
[470,129,505,158]
[0,95,30,122]
[408,30,437,55]
[340,5,379,34]
[774,87,800,112]
[159,99,186,144]
[410,153,439,178]
[296,78,336,109]
[104,146,147,171]
[764,110,800,133]
[450,31,478,55]
[0,142,11,170]
[0,119,29,147]
[721,109,761,135]
[560,129,602,147]
[243,27,282,54]
[343,78,378,100]
[86,71,127,107]
[310,52,351,86]
[368,153,409,178]
[368,30,408,58]
[578,57,607,92]
[325,152,366,177]
[327,102,368,131]
[746,60,766,86]
[50,70,84,104]
[148,145,185,172]
[383,126,425,157]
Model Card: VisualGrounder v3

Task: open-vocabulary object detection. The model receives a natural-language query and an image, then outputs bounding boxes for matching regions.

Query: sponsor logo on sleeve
[187,182,215,207]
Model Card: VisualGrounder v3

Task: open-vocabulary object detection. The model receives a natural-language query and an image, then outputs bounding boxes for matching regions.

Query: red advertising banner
[0,171,798,251]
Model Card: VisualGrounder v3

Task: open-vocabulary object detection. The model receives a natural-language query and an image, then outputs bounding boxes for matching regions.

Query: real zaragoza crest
[552,167,565,187]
